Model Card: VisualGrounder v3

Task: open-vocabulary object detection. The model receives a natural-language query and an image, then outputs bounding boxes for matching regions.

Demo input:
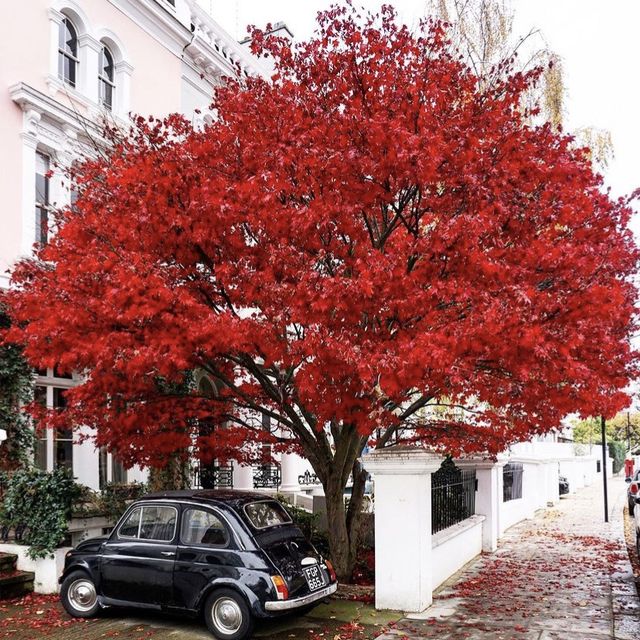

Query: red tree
[3,4,637,578]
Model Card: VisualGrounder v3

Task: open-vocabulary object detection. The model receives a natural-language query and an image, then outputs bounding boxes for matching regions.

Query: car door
[173,506,238,610]
[100,503,179,606]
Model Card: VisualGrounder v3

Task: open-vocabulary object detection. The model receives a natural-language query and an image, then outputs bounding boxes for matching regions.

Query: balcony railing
[253,464,281,489]
[191,463,234,489]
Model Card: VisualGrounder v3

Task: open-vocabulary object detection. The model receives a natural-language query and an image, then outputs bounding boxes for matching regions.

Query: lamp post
[601,416,609,523]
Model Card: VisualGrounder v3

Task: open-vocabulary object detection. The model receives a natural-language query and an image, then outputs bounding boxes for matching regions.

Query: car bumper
[264,582,338,611]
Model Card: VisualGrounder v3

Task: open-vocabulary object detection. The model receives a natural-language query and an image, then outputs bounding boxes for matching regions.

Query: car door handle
[161,551,175,557]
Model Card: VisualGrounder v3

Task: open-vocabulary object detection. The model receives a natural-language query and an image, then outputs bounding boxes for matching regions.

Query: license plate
[303,564,328,591]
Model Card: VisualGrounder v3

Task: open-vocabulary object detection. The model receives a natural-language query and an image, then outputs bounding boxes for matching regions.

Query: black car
[559,476,569,496]
[59,490,337,640]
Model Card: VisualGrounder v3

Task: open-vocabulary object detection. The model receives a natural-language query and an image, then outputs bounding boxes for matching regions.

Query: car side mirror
[626,477,632,483]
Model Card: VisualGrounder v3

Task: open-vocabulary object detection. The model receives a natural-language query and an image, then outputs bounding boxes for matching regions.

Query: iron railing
[503,462,523,502]
[431,459,477,534]
[191,464,234,489]
[298,470,320,485]
[253,464,281,489]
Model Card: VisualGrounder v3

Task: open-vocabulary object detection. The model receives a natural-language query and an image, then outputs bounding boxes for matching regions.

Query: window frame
[179,506,230,548]
[116,504,178,543]
[58,16,79,88]
[35,151,51,245]
[98,44,115,110]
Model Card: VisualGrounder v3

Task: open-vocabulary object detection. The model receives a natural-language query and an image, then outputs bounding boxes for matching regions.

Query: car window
[119,507,141,537]
[118,505,177,542]
[139,506,177,541]
[244,501,292,529]
[181,508,229,547]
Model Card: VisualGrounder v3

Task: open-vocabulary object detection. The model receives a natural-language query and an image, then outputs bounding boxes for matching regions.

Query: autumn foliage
[3,3,637,577]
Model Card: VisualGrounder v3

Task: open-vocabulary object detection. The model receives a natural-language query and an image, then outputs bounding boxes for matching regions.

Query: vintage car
[59,490,337,640]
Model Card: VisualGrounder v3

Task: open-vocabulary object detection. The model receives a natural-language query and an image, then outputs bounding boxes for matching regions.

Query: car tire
[60,570,100,618]
[204,588,254,640]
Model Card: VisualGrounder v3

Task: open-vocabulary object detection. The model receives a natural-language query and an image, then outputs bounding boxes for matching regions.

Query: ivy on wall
[0,306,35,471]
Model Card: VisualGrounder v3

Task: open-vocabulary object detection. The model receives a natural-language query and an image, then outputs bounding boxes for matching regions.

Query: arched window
[58,17,78,87]
[99,45,115,110]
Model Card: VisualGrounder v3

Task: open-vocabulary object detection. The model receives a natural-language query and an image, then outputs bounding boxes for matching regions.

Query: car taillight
[324,559,337,582]
[631,482,639,495]
[270,575,289,600]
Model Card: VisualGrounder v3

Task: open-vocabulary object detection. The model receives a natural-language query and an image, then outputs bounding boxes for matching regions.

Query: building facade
[0,0,312,493]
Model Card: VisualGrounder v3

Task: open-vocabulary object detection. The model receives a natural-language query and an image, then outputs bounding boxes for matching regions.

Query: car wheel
[204,588,254,640]
[60,570,100,618]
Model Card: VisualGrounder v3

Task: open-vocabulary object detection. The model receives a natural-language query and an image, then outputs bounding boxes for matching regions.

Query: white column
[362,449,443,612]
[458,459,505,553]
[78,34,102,103]
[19,109,40,256]
[114,60,133,117]
[280,451,303,492]
[233,463,254,490]
[47,8,64,83]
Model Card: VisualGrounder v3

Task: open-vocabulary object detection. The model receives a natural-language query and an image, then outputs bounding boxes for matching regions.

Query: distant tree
[430,0,614,167]
[573,412,640,451]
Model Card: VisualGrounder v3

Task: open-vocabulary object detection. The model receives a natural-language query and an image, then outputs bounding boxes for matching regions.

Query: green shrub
[608,440,626,475]
[100,481,146,522]
[0,467,82,559]
[276,495,330,556]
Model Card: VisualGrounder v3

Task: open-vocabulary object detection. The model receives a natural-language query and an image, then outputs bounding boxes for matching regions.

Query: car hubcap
[68,579,97,612]
[212,597,242,634]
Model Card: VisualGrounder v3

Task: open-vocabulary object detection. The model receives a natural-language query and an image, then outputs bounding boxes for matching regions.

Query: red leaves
[0,593,85,636]
[1,2,638,469]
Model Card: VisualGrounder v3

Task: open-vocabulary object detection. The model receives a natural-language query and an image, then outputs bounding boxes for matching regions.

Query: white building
[0,0,315,493]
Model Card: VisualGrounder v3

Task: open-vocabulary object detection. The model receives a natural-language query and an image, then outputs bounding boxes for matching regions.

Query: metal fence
[503,463,523,502]
[253,464,281,489]
[191,463,234,489]
[431,459,477,534]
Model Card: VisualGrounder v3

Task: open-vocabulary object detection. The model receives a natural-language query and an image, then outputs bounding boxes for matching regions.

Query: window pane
[64,56,76,87]
[181,509,228,546]
[53,366,73,379]
[62,18,77,56]
[55,439,73,470]
[35,439,48,471]
[244,501,291,529]
[112,457,126,484]
[35,152,50,244]
[119,507,141,537]
[139,506,176,541]
[34,386,48,469]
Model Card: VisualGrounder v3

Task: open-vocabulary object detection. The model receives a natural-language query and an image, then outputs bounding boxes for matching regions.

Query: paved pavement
[377,475,640,640]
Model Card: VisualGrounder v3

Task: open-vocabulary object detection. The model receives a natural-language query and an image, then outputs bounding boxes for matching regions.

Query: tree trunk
[148,454,190,491]
[323,472,365,582]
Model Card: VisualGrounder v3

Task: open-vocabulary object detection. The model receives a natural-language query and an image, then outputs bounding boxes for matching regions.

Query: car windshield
[244,501,292,529]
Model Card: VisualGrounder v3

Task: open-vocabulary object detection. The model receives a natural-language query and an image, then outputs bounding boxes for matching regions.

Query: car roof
[140,489,276,510]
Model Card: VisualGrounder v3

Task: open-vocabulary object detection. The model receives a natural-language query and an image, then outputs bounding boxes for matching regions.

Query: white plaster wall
[499,497,530,534]
[431,516,484,589]
[0,544,70,593]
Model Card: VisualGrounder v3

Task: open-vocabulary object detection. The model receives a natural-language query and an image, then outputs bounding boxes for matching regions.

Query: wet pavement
[376,475,640,640]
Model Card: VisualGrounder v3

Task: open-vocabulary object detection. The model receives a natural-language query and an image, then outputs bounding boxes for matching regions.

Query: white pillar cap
[361,446,443,475]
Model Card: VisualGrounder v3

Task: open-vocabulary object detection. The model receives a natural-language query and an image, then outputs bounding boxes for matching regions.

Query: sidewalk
[377,475,640,640]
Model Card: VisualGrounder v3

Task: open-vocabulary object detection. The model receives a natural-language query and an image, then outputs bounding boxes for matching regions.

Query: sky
[200,0,639,233]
